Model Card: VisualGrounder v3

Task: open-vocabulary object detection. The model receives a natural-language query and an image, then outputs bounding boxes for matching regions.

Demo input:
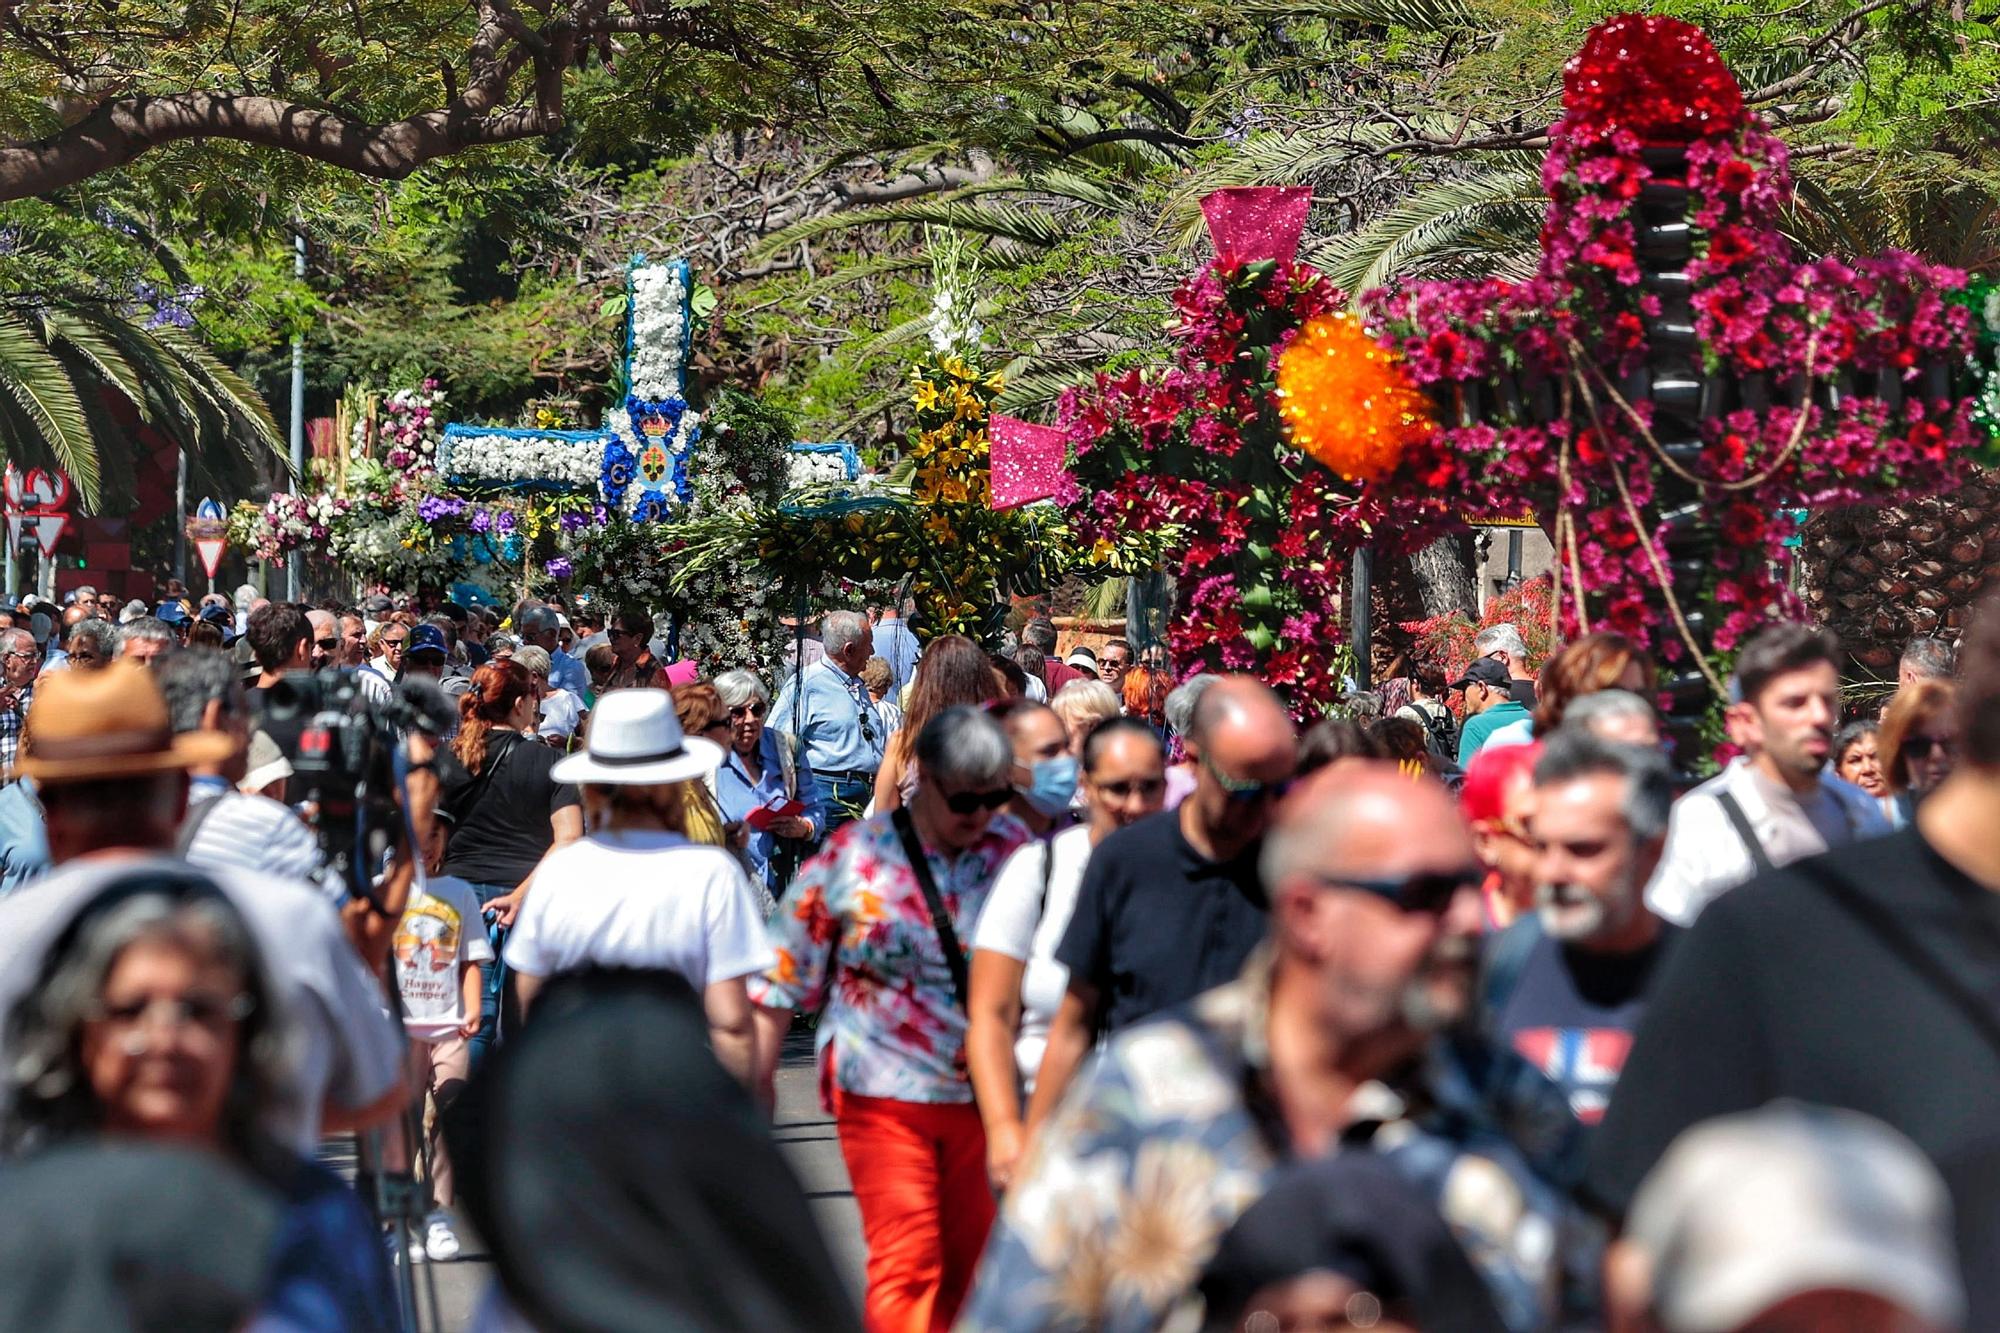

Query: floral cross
[1359,13,1980,722]
[436,256,703,520]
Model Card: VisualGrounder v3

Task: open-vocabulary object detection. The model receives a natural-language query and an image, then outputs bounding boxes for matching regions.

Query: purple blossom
[496,510,516,535]
[469,509,492,534]
[544,557,574,579]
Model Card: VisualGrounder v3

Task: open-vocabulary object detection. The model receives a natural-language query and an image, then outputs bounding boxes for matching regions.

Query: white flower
[443,431,603,492]
[627,263,689,401]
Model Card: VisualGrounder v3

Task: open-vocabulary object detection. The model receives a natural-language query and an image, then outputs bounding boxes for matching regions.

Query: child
[391,810,493,1262]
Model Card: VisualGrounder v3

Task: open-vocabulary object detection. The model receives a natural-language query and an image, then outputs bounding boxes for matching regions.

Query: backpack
[1402,700,1458,759]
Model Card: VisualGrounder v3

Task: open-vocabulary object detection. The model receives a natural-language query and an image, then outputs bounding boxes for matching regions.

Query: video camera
[255,668,440,908]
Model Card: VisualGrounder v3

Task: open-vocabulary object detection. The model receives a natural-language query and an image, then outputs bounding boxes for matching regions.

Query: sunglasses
[1205,755,1291,804]
[315,638,338,650]
[941,787,1012,815]
[1908,734,1956,758]
[382,637,407,649]
[729,702,768,719]
[1311,867,1482,915]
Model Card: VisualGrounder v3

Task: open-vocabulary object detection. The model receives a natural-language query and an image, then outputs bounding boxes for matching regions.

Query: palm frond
[0,312,99,504]
[1232,0,1478,28]
[1310,164,1543,296]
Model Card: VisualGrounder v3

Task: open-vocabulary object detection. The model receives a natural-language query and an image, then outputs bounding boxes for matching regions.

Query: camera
[257,668,429,908]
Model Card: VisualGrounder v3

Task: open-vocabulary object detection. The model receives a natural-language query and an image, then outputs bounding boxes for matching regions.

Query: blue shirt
[548,647,589,698]
[769,660,885,776]
[0,778,49,895]
[715,729,828,893]
[871,618,921,695]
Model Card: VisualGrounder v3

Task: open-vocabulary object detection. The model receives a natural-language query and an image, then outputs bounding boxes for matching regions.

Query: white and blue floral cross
[437,256,702,520]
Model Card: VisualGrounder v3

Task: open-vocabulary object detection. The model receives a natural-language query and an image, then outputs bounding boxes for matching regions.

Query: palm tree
[0,298,283,510]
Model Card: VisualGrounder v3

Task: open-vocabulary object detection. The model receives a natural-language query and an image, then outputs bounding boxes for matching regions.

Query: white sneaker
[402,1228,429,1264]
[424,1212,461,1263]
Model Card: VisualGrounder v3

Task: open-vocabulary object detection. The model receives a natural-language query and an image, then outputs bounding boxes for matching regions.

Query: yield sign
[188,496,229,579]
[7,512,67,558]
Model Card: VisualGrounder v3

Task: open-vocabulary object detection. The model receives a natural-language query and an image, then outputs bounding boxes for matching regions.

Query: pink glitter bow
[1201,187,1313,268]
[988,415,1068,510]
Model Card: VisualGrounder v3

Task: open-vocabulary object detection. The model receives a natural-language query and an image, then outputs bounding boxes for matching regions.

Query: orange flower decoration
[1276,313,1435,483]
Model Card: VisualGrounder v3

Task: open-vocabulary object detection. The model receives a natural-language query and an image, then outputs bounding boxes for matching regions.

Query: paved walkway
[368,1028,865,1330]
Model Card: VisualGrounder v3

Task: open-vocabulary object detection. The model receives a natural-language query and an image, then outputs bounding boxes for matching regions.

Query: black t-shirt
[439,730,580,888]
[1508,677,1538,707]
[1054,807,1268,1035]
[245,684,308,764]
[1586,828,2000,1325]
[1489,921,1676,1127]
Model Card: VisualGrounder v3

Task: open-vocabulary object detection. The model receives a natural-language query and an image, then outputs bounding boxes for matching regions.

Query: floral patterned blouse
[751,810,1030,1108]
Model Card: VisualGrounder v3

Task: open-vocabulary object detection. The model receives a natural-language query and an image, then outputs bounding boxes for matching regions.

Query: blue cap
[407,624,449,659]
[155,601,191,626]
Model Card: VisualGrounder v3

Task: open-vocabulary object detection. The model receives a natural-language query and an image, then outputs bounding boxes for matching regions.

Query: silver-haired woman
[750,705,1030,1333]
[3,869,399,1330]
[714,669,827,900]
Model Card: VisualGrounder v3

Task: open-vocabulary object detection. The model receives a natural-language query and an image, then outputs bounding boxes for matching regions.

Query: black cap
[1449,657,1513,693]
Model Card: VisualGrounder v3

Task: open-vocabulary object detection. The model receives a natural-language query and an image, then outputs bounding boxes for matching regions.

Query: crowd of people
[0,574,1993,1333]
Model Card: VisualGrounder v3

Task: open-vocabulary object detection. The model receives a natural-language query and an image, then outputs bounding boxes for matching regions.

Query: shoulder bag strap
[175,793,226,856]
[892,807,970,1010]
[1714,789,1775,876]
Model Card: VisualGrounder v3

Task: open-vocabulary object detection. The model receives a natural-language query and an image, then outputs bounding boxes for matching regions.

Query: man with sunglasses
[1646,622,1887,926]
[1025,676,1296,1135]
[0,629,38,778]
[770,609,886,837]
[1482,731,1676,1129]
[966,764,1583,1333]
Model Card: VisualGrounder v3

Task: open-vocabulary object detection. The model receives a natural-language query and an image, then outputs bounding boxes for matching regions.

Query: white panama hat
[551,689,722,787]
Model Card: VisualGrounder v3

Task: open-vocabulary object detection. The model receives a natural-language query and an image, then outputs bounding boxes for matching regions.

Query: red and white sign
[189,497,229,579]
[3,467,72,558]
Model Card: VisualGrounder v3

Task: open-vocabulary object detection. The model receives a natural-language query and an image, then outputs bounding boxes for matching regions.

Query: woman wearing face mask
[991,698,1078,836]
[966,716,1167,1192]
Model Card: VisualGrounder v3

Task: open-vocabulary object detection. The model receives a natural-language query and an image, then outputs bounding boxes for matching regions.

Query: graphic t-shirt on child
[393,875,494,1042]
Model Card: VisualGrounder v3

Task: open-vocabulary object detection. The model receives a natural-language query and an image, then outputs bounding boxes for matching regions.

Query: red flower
[1706,226,1754,269]
[1715,158,1757,195]
[1427,329,1468,377]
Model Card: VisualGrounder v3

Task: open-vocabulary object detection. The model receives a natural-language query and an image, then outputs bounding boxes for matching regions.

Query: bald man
[1026,676,1298,1132]
[966,765,1573,1333]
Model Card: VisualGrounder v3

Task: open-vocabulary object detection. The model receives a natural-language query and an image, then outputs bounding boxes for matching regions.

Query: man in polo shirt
[1025,675,1296,1131]
[1455,656,1532,765]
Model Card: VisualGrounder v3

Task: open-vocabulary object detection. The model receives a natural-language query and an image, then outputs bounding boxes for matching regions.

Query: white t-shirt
[538,688,584,740]
[501,831,774,990]
[0,854,405,1155]
[393,875,495,1042]
[970,824,1093,1089]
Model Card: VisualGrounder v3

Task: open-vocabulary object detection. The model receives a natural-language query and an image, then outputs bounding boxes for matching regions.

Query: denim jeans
[819,773,874,837]
[466,880,514,1070]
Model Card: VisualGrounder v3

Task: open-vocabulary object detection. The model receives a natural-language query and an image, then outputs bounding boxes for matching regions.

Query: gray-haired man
[1473,622,1538,707]
[1482,731,1676,1126]
[770,608,885,835]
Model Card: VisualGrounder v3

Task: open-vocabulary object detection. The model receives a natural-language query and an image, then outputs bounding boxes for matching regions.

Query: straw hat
[550,689,720,787]
[11,661,234,783]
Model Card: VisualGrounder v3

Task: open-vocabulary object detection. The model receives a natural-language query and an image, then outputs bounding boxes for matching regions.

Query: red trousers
[835,1092,996,1333]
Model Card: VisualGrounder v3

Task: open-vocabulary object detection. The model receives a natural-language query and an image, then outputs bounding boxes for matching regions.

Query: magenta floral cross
[1362,13,1980,725]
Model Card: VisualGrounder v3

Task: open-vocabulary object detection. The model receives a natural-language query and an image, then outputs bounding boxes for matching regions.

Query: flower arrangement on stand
[1058,195,1450,708]
[228,491,350,565]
